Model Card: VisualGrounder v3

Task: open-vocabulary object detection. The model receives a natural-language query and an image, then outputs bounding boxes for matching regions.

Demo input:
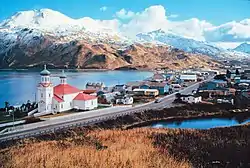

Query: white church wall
[59,93,79,112]
[37,84,53,113]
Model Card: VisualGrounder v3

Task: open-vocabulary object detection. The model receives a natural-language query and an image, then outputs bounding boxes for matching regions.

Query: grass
[1,104,250,168]
[1,125,250,168]
[0,128,190,168]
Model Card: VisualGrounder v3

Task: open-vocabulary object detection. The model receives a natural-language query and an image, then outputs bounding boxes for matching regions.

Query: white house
[37,66,98,115]
[180,95,202,104]
[115,95,134,105]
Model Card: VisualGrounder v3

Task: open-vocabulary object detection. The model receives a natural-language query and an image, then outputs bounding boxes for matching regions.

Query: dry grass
[0,128,191,168]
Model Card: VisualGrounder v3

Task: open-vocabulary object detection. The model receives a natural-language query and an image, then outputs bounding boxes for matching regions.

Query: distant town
[0,61,249,137]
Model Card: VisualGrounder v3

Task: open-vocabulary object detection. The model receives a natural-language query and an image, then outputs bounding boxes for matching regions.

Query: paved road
[0,77,213,142]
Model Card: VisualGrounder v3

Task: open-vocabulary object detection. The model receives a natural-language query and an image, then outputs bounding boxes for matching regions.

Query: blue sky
[0,0,250,25]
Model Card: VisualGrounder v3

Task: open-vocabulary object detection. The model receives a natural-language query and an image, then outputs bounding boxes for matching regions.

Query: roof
[54,84,81,95]
[53,94,64,102]
[115,84,126,87]
[40,65,50,76]
[152,73,165,80]
[126,81,144,87]
[82,89,97,94]
[180,94,201,98]
[180,74,197,80]
[74,93,97,101]
[133,88,159,92]
[86,82,104,87]
[212,79,227,84]
[142,81,168,87]
[60,70,67,78]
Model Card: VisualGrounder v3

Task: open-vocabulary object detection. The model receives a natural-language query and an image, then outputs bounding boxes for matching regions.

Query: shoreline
[89,104,250,130]
[0,68,155,72]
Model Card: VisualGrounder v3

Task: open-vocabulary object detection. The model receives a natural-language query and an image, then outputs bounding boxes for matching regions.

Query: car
[154,98,161,103]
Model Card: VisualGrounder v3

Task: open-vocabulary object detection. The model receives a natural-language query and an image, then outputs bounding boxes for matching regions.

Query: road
[0,77,213,142]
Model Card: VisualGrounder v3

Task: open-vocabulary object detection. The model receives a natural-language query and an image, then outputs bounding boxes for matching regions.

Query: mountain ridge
[0,8,248,69]
[234,42,250,54]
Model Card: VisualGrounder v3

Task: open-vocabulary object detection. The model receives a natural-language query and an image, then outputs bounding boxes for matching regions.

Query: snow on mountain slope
[136,29,249,60]
[234,42,250,54]
[0,9,78,31]
[0,9,249,62]
[0,8,127,43]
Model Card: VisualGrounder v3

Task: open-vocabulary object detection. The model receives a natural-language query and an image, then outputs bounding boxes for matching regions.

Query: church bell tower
[37,65,53,113]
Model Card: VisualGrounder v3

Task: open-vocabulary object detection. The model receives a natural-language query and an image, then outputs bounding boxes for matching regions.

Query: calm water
[152,118,250,129]
[0,70,152,107]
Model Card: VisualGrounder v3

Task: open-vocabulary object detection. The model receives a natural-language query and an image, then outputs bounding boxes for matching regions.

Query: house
[140,82,170,95]
[180,94,202,104]
[98,92,121,104]
[115,95,134,105]
[234,76,241,83]
[216,98,234,105]
[133,89,159,97]
[86,82,105,91]
[113,84,127,92]
[37,66,98,115]
[199,80,227,91]
[164,74,174,81]
[179,74,197,82]
[243,69,250,79]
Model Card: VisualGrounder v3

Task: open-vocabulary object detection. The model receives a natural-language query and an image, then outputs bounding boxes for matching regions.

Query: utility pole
[12,110,15,130]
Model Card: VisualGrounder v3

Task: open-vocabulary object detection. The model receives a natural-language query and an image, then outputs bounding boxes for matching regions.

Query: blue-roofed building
[199,80,228,91]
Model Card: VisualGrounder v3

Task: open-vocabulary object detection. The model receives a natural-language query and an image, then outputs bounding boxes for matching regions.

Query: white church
[37,65,98,115]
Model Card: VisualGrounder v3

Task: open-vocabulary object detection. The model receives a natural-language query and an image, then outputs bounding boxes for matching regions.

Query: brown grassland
[0,128,191,168]
[0,104,250,168]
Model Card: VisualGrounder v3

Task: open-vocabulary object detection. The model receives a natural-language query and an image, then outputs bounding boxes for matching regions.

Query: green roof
[40,65,50,76]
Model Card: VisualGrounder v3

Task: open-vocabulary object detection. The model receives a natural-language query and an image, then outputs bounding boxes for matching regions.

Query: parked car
[154,98,161,103]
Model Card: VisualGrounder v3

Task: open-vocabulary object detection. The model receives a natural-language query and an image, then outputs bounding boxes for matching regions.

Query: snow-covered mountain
[234,42,250,54]
[136,29,250,60]
[0,8,249,68]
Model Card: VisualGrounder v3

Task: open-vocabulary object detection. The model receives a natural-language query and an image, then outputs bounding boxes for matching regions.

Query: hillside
[0,32,217,69]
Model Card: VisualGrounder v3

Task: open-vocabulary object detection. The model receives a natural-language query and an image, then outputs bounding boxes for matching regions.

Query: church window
[61,104,63,108]
[41,93,43,98]
[49,94,51,97]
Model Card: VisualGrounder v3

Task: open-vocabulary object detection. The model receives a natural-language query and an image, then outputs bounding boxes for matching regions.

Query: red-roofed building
[37,68,98,115]
[73,93,98,110]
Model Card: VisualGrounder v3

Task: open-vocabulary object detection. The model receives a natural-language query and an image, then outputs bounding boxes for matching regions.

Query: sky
[1,0,250,25]
[0,0,250,48]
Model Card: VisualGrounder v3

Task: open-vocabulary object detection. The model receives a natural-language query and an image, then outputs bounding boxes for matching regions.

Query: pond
[152,117,250,129]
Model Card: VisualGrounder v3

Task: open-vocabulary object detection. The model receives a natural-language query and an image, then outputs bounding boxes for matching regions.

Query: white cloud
[114,5,250,43]
[118,5,211,41]
[78,17,120,32]
[100,6,108,12]
[115,9,135,19]
[204,21,250,42]
[168,14,179,18]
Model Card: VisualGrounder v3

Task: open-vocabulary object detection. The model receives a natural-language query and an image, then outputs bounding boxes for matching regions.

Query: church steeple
[60,70,67,84]
[40,65,51,84]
